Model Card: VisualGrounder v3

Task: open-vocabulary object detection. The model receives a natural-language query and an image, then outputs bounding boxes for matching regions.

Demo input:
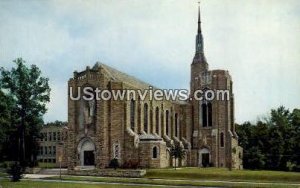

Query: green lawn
[42,167,300,188]
[44,175,300,188]
[146,167,300,183]
[38,162,56,168]
[0,179,149,188]
[2,167,300,188]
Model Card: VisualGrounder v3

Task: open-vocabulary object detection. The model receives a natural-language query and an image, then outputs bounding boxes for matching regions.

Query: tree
[291,109,300,171]
[7,162,23,182]
[237,106,300,171]
[245,147,266,169]
[0,58,50,167]
[170,143,186,170]
[0,90,16,161]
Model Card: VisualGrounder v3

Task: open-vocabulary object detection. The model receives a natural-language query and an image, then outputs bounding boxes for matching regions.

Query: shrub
[122,160,139,169]
[286,161,296,171]
[109,158,119,170]
[7,162,23,182]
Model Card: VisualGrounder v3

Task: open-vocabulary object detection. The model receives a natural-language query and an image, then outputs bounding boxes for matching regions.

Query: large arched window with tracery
[202,102,212,127]
[144,103,148,133]
[130,99,135,130]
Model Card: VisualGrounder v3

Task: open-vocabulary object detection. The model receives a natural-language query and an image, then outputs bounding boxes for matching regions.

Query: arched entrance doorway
[199,148,210,167]
[77,138,95,166]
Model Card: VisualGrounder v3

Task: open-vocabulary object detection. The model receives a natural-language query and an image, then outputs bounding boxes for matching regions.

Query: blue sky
[0,0,299,124]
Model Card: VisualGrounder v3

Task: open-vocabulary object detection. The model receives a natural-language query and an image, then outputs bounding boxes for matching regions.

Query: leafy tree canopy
[0,58,50,166]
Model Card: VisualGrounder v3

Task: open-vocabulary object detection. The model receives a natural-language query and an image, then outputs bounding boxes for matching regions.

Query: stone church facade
[66,6,243,170]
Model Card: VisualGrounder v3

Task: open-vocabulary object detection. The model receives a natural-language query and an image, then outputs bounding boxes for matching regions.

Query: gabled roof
[92,62,188,105]
[93,62,152,89]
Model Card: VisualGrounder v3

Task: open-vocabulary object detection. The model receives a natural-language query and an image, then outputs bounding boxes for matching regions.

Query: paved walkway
[24,174,57,179]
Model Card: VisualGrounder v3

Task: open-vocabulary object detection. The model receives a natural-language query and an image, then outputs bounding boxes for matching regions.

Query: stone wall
[68,169,146,178]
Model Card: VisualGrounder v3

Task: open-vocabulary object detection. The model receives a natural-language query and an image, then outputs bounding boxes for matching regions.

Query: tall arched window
[130,99,135,130]
[152,146,158,159]
[208,102,212,127]
[144,103,148,133]
[166,110,169,136]
[202,103,207,127]
[175,113,178,137]
[155,107,159,134]
[220,132,224,147]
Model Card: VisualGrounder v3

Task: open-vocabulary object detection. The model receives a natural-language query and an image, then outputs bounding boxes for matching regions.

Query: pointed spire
[195,1,204,55]
[193,1,207,64]
[198,2,201,34]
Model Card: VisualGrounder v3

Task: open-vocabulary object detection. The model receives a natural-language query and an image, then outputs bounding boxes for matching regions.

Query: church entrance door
[77,138,95,166]
[84,150,95,166]
[202,153,209,167]
[199,148,210,167]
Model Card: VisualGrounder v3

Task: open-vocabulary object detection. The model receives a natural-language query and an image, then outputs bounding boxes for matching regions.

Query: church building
[66,5,243,170]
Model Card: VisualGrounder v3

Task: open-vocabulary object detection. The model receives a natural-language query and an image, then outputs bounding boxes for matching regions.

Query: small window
[155,107,159,134]
[202,104,207,127]
[144,103,148,133]
[175,113,178,137]
[152,146,158,159]
[130,99,135,130]
[166,110,169,135]
[114,144,120,159]
[208,102,212,127]
[220,132,224,147]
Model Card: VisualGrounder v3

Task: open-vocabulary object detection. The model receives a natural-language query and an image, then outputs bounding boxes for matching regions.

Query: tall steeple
[193,2,206,64]
[197,3,202,42]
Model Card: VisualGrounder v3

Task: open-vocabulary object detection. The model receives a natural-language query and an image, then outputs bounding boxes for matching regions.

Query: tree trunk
[20,111,26,167]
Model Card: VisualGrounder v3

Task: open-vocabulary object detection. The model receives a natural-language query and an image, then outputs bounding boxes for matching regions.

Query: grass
[43,175,300,188]
[145,167,300,183]
[38,162,56,168]
[2,167,299,188]
[0,179,150,188]
[41,167,300,188]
